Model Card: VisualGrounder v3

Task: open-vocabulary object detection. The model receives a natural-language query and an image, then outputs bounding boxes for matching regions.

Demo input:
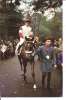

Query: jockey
[15,18,34,55]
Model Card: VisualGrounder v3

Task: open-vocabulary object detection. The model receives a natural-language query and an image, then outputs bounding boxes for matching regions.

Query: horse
[17,38,36,85]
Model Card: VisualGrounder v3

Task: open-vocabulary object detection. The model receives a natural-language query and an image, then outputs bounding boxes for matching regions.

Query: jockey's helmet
[23,17,31,23]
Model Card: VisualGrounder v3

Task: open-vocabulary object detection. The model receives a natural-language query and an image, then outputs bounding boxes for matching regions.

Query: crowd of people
[0,35,63,89]
[0,39,18,60]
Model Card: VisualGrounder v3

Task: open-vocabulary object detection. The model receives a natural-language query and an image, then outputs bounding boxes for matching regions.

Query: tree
[39,16,51,37]
[32,12,42,34]
[49,12,62,39]
[0,0,23,39]
[33,0,62,13]
[38,12,62,39]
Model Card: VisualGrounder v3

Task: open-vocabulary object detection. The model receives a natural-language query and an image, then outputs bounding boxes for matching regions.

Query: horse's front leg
[31,61,37,90]
[31,60,35,84]
[23,59,27,81]
[32,62,35,82]
[18,55,22,71]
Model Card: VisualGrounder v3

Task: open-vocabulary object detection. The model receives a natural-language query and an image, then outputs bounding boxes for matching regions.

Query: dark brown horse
[18,40,36,85]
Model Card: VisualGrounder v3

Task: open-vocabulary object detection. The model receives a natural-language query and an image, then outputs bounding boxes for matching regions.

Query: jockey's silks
[19,25,33,39]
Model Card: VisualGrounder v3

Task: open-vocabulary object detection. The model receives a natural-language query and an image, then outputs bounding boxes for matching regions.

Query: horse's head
[20,36,40,58]
[25,41,34,51]
[20,40,34,59]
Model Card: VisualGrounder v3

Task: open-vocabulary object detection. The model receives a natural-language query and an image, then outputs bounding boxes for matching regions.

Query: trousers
[42,72,51,88]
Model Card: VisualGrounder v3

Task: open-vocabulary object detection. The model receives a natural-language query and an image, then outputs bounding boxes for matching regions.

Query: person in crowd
[0,41,8,59]
[54,39,58,47]
[56,37,63,88]
[0,41,7,54]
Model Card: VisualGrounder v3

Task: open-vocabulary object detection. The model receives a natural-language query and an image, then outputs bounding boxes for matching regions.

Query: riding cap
[23,17,31,23]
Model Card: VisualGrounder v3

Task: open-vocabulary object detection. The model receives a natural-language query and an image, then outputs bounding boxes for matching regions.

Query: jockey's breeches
[15,38,24,55]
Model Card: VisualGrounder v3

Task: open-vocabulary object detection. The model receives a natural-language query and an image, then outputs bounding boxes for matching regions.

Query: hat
[44,36,53,42]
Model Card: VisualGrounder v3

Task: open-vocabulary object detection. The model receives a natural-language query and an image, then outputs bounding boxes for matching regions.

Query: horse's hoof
[33,84,37,90]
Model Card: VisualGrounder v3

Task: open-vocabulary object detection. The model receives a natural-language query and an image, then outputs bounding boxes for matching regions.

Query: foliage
[39,12,62,39]
[0,0,23,39]
[33,0,62,13]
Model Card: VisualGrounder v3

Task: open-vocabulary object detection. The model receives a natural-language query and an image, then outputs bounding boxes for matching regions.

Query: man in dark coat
[55,37,63,88]
[35,37,57,89]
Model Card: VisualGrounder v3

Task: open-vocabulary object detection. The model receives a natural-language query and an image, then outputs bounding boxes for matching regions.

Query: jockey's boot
[17,44,23,54]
